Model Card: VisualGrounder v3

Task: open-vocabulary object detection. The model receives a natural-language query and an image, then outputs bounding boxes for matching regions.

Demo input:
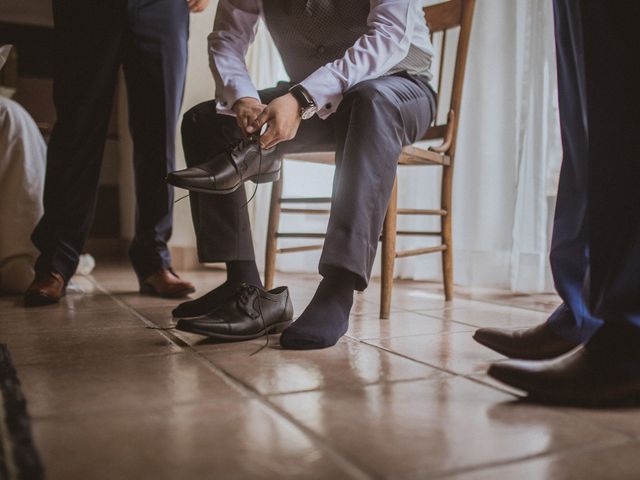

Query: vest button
[325,103,332,109]
[317,45,326,54]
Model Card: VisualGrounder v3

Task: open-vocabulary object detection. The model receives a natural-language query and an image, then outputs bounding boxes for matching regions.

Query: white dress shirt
[208,0,434,119]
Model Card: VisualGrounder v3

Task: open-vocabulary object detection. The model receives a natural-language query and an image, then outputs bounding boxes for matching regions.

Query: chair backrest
[422,0,475,157]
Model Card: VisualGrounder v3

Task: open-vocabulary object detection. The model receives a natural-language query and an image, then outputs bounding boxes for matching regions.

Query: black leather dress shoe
[166,138,279,194]
[488,340,640,406]
[473,322,579,360]
[175,284,293,340]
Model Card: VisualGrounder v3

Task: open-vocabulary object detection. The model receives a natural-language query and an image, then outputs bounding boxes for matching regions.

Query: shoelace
[235,284,271,355]
[241,135,263,208]
[174,136,264,208]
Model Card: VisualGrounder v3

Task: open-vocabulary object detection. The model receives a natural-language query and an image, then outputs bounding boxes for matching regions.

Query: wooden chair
[264,0,476,318]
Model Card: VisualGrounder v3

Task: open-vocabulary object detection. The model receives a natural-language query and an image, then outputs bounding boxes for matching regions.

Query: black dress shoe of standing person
[166,137,280,194]
[487,324,640,407]
[473,322,580,360]
[176,284,293,340]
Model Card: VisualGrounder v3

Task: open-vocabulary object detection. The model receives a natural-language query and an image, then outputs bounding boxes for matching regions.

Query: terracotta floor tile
[271,377,626,479]
[347,310,473,340]
[368,330,504,375]
[19,353,237,418]
[32,401,360,480]
[419,304,549,329]
[0,306,141,335]
[201,337,448,395]
[4,325,180,366]
[4,262,636,480]
[442,439,639,480]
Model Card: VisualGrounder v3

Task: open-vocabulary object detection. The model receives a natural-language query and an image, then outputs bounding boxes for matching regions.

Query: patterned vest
[262,0,432,83]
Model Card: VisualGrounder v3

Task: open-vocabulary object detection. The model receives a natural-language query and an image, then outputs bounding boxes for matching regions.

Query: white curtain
[246,0,562,294]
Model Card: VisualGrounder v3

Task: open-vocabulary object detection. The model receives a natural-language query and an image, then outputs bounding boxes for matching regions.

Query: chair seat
[284,144,450,166]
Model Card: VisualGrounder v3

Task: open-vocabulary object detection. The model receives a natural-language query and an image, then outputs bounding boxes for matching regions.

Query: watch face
[301,107,317,120]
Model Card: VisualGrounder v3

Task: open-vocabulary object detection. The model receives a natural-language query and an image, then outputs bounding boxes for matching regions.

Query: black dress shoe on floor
[473,322,579,360]
[487,333,640,407]
[175,284,293,340]
[166,137,279,194]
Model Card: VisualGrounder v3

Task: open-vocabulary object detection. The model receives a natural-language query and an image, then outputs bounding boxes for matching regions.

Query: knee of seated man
[341,80,396,117]
[181,101,213,134]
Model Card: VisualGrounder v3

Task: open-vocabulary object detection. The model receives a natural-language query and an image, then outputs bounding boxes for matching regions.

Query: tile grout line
[427,436,632,479]
[88,277,376,480]
[349,335,523,397]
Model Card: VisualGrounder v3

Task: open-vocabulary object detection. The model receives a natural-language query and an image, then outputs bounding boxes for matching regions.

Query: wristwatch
[289,84,318,120]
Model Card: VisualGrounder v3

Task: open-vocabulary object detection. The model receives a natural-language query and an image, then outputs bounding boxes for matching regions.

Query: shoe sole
[24,294,61,308]
[487,365,640,407]
[175,318,292,341]
[167,169,281,195]
[172,309,220,321]
[472,331,577,361]
[139,284,197,299]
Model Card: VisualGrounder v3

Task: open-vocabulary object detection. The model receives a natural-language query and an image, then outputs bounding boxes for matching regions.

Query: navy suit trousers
[32,0,189,282]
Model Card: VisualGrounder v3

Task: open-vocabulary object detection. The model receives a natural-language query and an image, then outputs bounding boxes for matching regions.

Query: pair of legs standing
[480,0,640,405]
[32,0,188,284]
[179,74,436,348]
[545,0,640,343]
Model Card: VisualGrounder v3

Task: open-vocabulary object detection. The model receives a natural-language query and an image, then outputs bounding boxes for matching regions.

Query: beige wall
[1,1,53,27]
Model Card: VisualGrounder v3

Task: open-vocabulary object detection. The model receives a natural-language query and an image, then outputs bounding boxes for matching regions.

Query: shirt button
[325,103,332,109]
[317,45,326,54]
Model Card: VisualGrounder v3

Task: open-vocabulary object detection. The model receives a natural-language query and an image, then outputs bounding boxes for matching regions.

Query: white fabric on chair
[0,97,46,293]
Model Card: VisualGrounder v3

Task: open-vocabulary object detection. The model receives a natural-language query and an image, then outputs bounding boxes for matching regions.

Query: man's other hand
[233,97,267,137]
[188,0,210,13]
[253,93,301,150]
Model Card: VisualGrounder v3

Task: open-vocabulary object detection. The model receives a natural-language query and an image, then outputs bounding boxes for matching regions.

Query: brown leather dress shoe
[24,271,66,307]
[473,322,579,360]
[488,341,640,407]
[140,269,196,298]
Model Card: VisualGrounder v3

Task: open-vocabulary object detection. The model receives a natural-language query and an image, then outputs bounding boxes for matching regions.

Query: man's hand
[233,97,267,137]
[187,0,209,13]
[253,93,301,150]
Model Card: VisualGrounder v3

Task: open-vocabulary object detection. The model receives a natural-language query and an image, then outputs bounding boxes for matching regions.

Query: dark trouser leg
[486,1,640,405]
[547,0,602,343]
[580,2,640,334]
[180,83,335,263]
[32,1,124,282]
[124,0,189,280]
[181,101,255,262]
[319,75,436,291]
[281,74,435,350]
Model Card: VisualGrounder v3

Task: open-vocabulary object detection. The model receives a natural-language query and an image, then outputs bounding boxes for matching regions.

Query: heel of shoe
[255,169,281,184]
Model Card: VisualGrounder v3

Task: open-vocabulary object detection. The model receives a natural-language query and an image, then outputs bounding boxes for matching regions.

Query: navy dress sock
[172,260,262,318]
[280,268,356,350]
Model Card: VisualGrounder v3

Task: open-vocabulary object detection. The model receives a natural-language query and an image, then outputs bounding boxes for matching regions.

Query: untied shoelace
[174,135,264,207]
[235,283,271,356]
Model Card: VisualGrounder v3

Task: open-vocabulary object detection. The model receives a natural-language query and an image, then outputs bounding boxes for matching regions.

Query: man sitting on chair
[170,0,436,350]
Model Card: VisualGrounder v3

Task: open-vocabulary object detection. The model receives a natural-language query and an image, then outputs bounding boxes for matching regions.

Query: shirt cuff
[300,66,344,119]
[215,79,260,116]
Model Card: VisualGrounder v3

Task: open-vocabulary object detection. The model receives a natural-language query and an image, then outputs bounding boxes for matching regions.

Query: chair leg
[441,165,454,301]
[265,172,283,290]
[380,177,398,319]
